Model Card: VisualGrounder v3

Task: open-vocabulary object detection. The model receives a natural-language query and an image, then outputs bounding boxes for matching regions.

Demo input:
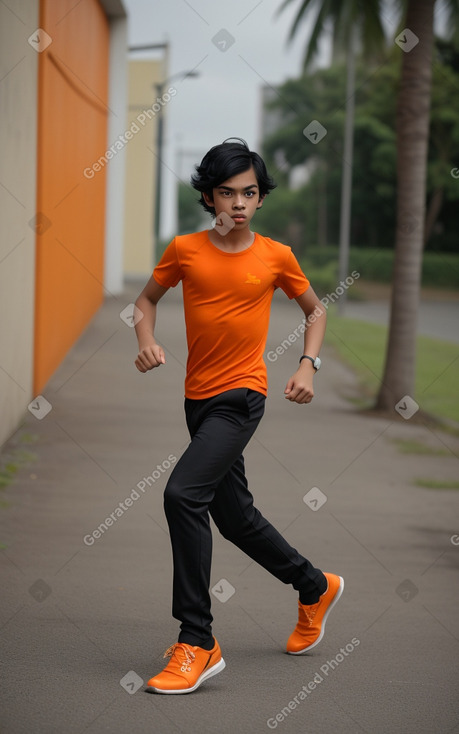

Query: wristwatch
[299,355,321,371]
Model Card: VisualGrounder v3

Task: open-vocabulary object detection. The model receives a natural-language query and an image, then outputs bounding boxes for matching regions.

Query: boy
[134,138,343,695]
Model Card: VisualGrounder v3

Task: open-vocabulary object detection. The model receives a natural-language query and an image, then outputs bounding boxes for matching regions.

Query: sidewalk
[1,286,458,734]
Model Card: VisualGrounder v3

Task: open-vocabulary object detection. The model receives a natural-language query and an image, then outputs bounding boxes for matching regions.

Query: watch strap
[299,355,317,370]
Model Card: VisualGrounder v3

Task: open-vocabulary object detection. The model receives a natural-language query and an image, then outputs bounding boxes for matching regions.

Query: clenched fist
[135,343,166,373]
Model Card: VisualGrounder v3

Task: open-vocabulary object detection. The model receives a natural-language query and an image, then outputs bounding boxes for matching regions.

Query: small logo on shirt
[245,273,261,285]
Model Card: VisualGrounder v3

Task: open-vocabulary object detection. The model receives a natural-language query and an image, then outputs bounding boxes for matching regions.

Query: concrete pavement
[345,296,459,343]
[1,285,458,734]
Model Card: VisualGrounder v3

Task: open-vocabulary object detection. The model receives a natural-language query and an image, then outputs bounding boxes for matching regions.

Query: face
[203,167,264,230]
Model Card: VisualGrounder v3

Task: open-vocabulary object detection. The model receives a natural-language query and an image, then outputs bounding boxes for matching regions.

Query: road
[345,297,459,343]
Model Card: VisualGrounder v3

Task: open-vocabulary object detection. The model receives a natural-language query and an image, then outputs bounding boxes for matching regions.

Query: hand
[135,343,165,373]
[284,367,314,404]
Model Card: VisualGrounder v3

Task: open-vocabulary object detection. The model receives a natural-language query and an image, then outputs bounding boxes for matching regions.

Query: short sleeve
[153,238,184,288]
[274,248,310,299]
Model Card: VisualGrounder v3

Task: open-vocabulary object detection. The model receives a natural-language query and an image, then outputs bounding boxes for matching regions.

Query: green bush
[303,262,337,297]
[303,247,339,268]
[302,247,459,289]
[420,252,459,289]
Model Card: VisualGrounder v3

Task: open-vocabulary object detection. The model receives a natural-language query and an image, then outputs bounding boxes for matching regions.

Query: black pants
[163,388,327,648]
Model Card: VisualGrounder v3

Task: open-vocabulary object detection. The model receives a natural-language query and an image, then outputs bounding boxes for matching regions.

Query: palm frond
[279,0,388,67]
[303,0,335,67]
[279,0,319,43]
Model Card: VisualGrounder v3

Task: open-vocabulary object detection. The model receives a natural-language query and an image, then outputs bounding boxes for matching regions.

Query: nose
[233,196,245,209]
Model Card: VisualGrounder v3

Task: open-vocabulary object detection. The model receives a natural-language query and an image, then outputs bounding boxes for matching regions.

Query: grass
[413,479,459,489]
[0,434,37,495]
[0,434,37,547]
[325,311,459,423]
[390,439,450,456]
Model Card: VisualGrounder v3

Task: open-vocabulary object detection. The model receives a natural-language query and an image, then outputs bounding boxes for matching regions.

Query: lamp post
[337,25,357,315]
[153,70,200,261]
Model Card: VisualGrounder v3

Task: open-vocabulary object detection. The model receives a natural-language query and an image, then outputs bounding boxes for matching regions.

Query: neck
[208,224,255,252]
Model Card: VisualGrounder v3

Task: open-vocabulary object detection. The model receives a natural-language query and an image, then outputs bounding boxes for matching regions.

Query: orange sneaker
[145,638,225,694]
[286,573,344,655]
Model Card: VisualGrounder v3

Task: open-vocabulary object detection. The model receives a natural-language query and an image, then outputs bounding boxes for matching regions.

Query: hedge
[301,247,459,289]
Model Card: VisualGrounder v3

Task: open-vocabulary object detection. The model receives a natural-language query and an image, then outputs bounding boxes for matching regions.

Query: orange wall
[34,0,109,393]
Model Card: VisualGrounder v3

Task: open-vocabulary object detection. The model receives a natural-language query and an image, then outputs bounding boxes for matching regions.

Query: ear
[256,194,266,210]
[202,191,214,208]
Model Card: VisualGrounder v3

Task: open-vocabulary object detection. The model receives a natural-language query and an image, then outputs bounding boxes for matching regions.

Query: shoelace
[163,643,196,673]
[302,602,320,627]
[304,610,317,626]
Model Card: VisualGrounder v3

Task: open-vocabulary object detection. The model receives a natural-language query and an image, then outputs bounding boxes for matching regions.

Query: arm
[284,287,326,404]
[134,276,169,373]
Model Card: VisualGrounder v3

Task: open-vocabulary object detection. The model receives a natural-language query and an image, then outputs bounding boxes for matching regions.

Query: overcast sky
[123,0,333,235]
[122,0,449,237]
[124,0,317,150]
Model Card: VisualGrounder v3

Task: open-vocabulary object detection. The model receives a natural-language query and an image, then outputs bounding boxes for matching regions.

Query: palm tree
[280,0,386,67]
[376,0,435,411]
[280,0,457,415]
[279,0,386,314]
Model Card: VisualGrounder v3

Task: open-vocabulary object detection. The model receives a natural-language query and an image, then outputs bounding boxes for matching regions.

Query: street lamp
[153,70,200,260]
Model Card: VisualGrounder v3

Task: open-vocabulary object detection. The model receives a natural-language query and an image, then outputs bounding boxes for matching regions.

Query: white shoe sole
[287,576,344,655]
[146,656,226,694]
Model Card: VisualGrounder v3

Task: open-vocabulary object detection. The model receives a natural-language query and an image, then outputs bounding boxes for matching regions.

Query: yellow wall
[34,0,110,393]
[123,60,165,277]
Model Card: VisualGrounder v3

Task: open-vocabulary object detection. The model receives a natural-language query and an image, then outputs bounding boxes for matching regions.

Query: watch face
[314,357,322,370]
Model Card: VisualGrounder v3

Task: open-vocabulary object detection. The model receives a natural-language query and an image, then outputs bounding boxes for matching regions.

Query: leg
[209,454,327,599]
[209,454,343,656]
[163,388,265,648]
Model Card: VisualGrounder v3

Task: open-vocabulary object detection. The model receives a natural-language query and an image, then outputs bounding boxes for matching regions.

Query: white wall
[0,0,39,448]
[104,11,128,295]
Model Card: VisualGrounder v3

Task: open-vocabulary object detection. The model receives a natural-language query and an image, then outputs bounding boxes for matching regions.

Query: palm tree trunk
[375,0,435,412]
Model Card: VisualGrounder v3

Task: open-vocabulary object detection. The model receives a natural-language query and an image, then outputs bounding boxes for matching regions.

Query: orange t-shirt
[153,230,309,399]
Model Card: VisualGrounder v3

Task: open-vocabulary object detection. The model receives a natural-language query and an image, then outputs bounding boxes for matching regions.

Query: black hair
[190,137,276,215]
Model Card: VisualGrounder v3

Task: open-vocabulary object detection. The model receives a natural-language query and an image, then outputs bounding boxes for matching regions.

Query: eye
[245,191,255,198]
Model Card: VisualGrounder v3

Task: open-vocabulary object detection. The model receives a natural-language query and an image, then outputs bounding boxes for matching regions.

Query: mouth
[232,215,246,222]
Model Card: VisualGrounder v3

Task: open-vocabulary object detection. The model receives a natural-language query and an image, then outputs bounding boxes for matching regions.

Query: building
[0,0,128,448]
[123,50,169,279]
